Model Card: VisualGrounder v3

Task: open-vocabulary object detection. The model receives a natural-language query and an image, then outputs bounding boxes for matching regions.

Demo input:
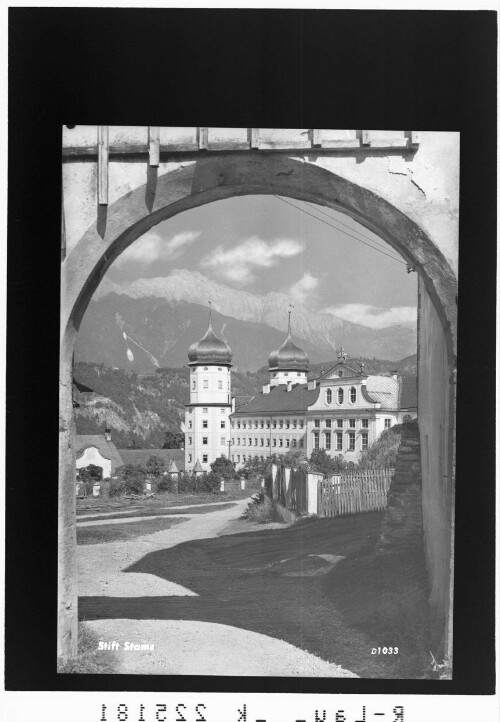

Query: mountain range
[76,269,416,372]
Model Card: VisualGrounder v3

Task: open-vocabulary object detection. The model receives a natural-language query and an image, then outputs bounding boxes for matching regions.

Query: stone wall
[377,422,423,554]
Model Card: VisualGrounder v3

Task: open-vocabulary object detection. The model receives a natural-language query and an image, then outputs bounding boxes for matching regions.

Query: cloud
[322,303,417,329]
[114,230,201,266]
[201,237,304,285]
[286,272,320,306]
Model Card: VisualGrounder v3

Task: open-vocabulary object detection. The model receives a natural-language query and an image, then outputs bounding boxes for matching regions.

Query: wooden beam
[311,129,322,148]
[97,125,109,205]
[61,185,66,262]
[250,128,260,149]
[148,126,160,166]
[197,127,208,150]
[410,131,421,148]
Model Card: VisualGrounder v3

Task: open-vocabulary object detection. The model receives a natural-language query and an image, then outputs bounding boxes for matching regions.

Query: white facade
[76,446,111,478]
[184,311,233,473]
[307,364,411,462]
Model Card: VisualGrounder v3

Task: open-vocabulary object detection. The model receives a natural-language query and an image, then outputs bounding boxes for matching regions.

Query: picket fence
[318,469,395,518]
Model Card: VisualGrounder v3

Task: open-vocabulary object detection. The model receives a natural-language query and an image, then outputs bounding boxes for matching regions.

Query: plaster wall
[76,447,111,478]
[418,280,454,655]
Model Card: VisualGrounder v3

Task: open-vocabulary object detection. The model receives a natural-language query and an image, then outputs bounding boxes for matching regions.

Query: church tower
[184,303,233,473]
[268,307,309,387]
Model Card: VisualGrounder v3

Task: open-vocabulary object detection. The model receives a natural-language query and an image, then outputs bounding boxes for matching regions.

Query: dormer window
[350,387,357,404]
[326,388,332,404]
[337,388,344,404]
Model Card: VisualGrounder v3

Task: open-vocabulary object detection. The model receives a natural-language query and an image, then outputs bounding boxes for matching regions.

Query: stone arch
[62,155,457,361]
[59,153,457,659]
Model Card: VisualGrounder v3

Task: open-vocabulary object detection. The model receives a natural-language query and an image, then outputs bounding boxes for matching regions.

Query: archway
[59,154,457,661]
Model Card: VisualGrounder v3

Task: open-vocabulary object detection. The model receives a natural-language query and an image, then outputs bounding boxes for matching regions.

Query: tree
[119,463,147,495]
[146,455,166,477]
[163,431,184,449]
[210,456,236,480]
[309,449,348,476]
[77,464,103,483]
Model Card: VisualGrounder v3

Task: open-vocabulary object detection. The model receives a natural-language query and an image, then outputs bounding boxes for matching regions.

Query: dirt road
[80,497,357,677]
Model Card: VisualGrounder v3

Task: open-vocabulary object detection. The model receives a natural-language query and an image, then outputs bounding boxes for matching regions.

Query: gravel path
[79,497,358,677]
[87,619,357,677]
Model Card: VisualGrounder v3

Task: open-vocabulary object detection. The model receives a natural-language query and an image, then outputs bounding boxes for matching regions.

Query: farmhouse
[75,429,124,479]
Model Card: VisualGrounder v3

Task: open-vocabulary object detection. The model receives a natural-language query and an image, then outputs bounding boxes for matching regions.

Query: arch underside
[62,154,457,364]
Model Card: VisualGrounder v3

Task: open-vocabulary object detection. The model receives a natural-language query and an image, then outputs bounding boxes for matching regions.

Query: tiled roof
[118,448,185,471]
[75,435,124,472]
[231,383,320,416]
[400,375,418,409]
[364,376,400,410]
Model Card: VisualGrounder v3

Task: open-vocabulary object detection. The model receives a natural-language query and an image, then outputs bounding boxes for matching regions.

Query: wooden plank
[61,186,66,262]
[311,129,322,148]
[410,131,421,147]
[250,128,260,149]
[97,125,109,206]
[197,127,208,151]
[148,126,160,166]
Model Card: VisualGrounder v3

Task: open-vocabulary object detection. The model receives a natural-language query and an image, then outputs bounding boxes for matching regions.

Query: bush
[146,455,166,477]
[242,492,279,524]
[155,474,177,493]
[107,478,125,497]
[357,427,403,470]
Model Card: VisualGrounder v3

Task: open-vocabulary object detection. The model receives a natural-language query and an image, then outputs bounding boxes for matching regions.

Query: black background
[7,8,497,695]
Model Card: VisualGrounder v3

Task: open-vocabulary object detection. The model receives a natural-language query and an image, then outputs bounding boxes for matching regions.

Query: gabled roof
[400,375,418,410]
[118,448,185,471]
[318,361,363,380]
[231,383,320,415]
[75,435,124,471]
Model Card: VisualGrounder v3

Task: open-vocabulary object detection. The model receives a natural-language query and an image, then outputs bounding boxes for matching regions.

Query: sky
[106,195,418,329]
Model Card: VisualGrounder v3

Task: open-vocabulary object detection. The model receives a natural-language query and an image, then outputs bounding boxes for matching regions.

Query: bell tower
[184,303,232,473]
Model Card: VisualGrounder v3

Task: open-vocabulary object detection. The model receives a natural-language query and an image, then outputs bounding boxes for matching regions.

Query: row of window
[232,437,304,449]
[313,430,369,452]
[192,378,230,391]
[232,418,305,430]
[188,408,227,414]
[324,386,358,405]
[188,454,209,464]
[232,454,268,463]
[313,417,370,429]
[187,420,226,429]
[188,437,227,446]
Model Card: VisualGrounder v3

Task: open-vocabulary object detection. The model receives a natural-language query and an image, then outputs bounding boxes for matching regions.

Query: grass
[77,516,187,545]
[79,511,431,678]
[57,623,119,674]
[241,493,281,524]
[76,489,253,515]
[80,502,236,523]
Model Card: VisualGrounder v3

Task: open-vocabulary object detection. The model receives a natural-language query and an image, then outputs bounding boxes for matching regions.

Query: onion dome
[268,308,309,372]
[188,303,232,366]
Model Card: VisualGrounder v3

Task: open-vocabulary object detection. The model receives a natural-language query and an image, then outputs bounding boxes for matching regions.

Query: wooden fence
[318,469,394,518]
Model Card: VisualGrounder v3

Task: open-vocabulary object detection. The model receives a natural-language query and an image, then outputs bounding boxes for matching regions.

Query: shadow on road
[79,512,430,678]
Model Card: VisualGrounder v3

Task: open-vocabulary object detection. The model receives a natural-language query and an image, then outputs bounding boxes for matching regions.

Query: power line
[274,195,407,266]
[302,200,403,259]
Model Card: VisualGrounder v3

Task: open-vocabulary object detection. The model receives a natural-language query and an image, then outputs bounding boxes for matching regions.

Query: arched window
[350,386,357,403]
[326,388,332,404]
[337,388,344,404]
